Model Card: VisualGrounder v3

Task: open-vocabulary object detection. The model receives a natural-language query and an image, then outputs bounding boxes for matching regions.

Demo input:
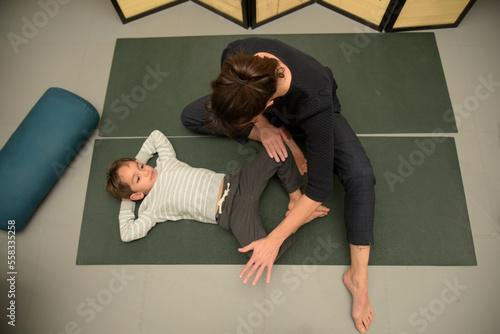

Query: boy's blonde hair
[106,158,134,199]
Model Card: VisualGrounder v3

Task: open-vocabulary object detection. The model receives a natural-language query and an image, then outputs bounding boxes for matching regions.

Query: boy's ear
[130,192,144,201]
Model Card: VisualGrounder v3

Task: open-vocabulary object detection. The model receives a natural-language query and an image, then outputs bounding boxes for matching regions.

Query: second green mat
[99,33,456,137]
[77,136,476,266]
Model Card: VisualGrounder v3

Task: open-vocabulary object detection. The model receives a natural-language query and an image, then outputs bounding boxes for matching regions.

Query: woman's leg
[332,112,375,246]
[344,245,374,333]
[332,112,375,333]
[182,95,252,143]
[181,95,220,135]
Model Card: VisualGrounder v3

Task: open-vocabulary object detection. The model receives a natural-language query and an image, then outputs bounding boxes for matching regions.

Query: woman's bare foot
[343,267,374,333]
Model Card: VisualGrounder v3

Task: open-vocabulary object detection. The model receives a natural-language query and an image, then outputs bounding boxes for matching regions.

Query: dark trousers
[182,96,375,246]
[331,112,375,245]
[218,145,303,258]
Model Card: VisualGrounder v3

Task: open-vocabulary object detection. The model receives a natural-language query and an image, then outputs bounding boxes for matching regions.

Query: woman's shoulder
[225,37,295,56]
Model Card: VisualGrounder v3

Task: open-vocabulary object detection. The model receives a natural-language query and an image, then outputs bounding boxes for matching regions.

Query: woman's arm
[238,193,322,285]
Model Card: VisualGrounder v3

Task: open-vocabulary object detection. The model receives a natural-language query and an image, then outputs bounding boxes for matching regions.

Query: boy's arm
[136,130,176,164]
[119,200,157,242]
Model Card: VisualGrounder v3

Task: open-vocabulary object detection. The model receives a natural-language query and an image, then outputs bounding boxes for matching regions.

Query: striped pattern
[119,130,224,242]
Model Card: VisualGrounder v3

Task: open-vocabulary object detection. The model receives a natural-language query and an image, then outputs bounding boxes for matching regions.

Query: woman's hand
[260,126,290,163]
[238,195,323,285]
[238,236,281,285]
[250,115,289,163]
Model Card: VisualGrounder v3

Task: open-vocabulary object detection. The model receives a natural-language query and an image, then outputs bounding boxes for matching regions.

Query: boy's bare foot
[286,201,329,224]
[343,268,374,333]
[291,146,307,175]
[281,128,307,175]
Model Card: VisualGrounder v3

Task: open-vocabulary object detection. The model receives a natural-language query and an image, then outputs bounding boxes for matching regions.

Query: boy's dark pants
[217,145,302,259]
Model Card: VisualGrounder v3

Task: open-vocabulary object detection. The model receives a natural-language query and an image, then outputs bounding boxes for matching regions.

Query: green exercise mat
[76,136,476,266]
[99,33,456,137]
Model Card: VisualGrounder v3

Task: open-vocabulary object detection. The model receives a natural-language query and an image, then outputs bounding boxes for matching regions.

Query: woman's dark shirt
[222,37,341,203]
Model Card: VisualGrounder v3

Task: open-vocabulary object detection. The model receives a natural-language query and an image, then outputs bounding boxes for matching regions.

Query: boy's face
[118,160,157,200]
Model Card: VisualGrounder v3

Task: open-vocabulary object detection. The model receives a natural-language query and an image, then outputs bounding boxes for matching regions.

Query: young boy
[105,130,329,257]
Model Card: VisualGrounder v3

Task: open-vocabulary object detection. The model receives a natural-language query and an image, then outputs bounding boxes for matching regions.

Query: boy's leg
[227,197,294,258]
[238,144,302,199]
[226,146,301,258]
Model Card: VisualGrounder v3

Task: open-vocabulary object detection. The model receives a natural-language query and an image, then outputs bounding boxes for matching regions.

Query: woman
[182,37,375,333]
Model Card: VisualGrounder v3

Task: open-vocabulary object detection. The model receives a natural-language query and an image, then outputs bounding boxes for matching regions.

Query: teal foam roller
[0,88,100,232]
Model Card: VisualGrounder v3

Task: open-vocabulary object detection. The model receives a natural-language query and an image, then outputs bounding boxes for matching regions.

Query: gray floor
[1,1,499,333]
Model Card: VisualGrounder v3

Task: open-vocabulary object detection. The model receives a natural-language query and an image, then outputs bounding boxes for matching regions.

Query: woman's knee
[181,96,211,132]
[340,161,376,189]
[180,106,201,130]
